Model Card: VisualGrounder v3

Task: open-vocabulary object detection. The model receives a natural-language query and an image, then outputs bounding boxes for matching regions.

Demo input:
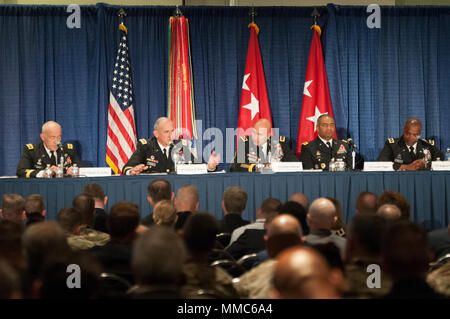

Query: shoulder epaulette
[302,141,308,146]
[388,138,394,144]
[26,144,34,150]
[240,136,248,142]
[139,138,147,145]
[66,143,73,150]
[279,136,286,142]
[341,139,347,143]
[428,139,435,146]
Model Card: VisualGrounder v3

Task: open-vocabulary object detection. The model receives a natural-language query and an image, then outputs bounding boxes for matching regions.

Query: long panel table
[1,171,449,230]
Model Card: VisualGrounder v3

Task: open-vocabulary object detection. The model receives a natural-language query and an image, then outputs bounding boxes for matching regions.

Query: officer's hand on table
[400,159,425,171]
[129,164,149,175]
[66,166,74,176]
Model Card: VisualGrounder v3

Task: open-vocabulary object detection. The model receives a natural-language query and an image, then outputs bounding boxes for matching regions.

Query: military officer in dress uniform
[122,117,220,175]
[16,121,81,178]
[377,118,444,170]
[230,119,298,172]
[299,114,352,170]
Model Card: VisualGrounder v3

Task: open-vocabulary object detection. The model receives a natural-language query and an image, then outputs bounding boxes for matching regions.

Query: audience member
[427,223,450,261]
[305,198,346,256]
[325,197,346,237]
[181,212,239,298]
[141,178,174,226]
[0,220,26,271]
[153,200,178,228]
[24,194,46,226]
[313,242,346,296]
[0,194,25,223]
[344,215,391,298]
[90,202,140,284]
[288,192,309,211]
[129,226,186,299]
[57,207,94,250]
[277,201,309,235]
[0,258,21,299]
[272,246,341,298]
[72,194,110,248]
[376,204,402,221]
[234,214,303,299]
[356,191,378,215]
[219,186,249,234]
[174,184,199,231]
[381,221,443,298]
[228,198,280,247]
[427,261,450,297]
[83,183,109,233]
[376,190,410,220]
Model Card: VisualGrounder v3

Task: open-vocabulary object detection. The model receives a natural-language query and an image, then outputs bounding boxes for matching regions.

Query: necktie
[326,142,332,150]
[409,146,415,160]
[50,151,56,166]
[163,148,167,158]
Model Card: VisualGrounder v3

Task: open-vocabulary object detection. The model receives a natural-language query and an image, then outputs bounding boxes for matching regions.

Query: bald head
[307,198,337,231]
[267,214,302,238]
[273,246,339,298]
[289,193,309,211]
[376,204,402,221]
[404,118,422,131]
[40,121,62,151]
[174,185,199,213]
[252,119,272,146]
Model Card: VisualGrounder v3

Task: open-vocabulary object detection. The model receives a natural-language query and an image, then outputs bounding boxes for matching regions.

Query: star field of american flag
[111,33,133,107]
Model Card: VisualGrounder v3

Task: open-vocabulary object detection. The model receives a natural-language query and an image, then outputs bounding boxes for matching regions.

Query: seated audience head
[0,220,25,270]
[257,198,281,220]
[0,258,21,299]
[277,201,309,235]
[147,178,174,207]
[82,183,107,208]
[265,214,303,258]
[288,193,309,211]
[24,194,46,226]
[183,212,219,260]
[222,186,247,216]
[72,193,95,226]
[174,185,199,213]
[325,197,345,232]
[22,221,70,279]
[272,246,341,299]
[376,204,402,221]
[1,194,25,223]
[381,221,429,281]
[356,191,378,215]
[153,200,177,228]
[307,198,337,232]
[56,207,82,235]
[345,214,387,263]
[376,191,410,220]
[132,226,186,286]
[108,201,140,243]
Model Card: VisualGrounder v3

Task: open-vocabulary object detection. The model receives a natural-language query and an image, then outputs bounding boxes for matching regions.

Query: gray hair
[154,117,171,130]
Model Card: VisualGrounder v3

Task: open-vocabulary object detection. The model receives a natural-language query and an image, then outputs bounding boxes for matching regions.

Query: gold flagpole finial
[249,7,257,23]
[173,5,183,17]
[311,8,320,26]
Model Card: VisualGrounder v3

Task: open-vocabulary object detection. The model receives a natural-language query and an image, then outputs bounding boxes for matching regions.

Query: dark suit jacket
[93,208,108,234]
[230,136,298,172]
[219,214,249,234]
[428,227,450,260]
[16,142,81,178]
[226,229,266,261]
[141,213,155,227]
[299,137,352,170]
[377,136,444,170]
[175,211,193,230]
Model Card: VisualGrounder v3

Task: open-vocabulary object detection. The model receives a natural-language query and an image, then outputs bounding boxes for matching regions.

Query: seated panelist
[122,117,220,175]
[16,121,81,178]
[230,118,298,172]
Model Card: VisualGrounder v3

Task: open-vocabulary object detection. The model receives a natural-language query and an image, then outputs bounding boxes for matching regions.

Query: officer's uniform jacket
[299,136,352,170]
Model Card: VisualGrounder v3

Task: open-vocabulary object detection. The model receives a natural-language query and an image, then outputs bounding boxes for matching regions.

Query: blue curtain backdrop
[0,4,449,176]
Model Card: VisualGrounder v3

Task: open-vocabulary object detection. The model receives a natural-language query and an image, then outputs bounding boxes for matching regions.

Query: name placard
[176,164,208,175]
[363,162,393,171]
[79,167,112,177]
[270,162,303,172]
[431,161,450,171]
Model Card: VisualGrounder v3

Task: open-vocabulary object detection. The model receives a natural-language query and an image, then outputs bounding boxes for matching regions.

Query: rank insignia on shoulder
[341,139,347,143]
[388,138,394,144]
[26,144,34,150]
[279,136,286,142]
[302,141,308,145]
[321,163,326,169]
[428,139,435,146]
[240,136,248,142]
[139,138,147,145]
[67,143,73,150]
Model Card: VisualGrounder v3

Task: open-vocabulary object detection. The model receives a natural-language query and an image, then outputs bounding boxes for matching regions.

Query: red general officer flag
[296,25,336,156]
[237,22,272,141]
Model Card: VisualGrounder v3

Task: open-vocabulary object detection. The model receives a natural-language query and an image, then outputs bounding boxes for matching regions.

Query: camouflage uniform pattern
[234,259,276,299]
[67,225,110,251]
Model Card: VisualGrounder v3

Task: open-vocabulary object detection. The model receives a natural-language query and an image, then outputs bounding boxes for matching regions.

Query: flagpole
[249,7,257,23]
[311,8,320,26]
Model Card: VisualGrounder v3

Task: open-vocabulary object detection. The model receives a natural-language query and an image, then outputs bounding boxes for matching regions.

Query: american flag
[106,23,137,175]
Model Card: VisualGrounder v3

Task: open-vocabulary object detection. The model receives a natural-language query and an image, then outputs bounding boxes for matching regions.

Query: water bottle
[55,164,64,178]
[445,148,450,161]
[71,163,79,177]
[44,164,52,178]
[329,158,336,171]
[336,158,345,171]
